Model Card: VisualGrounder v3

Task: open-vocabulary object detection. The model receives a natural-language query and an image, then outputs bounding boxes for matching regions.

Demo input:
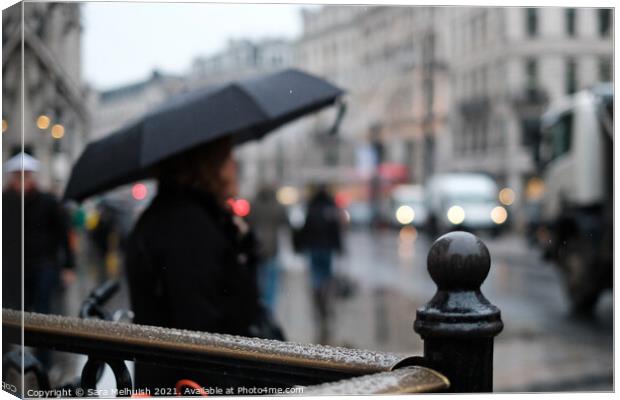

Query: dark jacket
[298,190,343,252]
[2,188,74,310]
[125,182,267,390]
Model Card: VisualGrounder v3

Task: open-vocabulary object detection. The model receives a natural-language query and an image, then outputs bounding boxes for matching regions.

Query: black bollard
[414,231,503,393]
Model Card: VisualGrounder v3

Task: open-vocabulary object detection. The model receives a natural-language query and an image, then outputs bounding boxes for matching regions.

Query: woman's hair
[156,136,233,200]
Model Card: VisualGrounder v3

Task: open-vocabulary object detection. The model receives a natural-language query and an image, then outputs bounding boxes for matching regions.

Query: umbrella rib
[229,82,272,120]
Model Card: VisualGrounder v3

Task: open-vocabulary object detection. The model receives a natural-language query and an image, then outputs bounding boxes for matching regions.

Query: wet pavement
[274,227,613,392]
[49,228,613,392]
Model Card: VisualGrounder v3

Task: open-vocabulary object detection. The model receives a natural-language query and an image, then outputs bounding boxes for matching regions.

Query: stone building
[2,2,89,194]
[295,5,451,186]
[190,38,293,86]
[91,70,186,141]
[445,7,613,217]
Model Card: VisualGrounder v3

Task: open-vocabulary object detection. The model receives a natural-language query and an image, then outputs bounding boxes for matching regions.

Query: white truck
[425,173,507,235]
[537,83,613,313]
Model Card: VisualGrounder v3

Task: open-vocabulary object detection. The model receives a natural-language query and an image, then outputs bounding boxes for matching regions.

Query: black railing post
[414,231,503,393]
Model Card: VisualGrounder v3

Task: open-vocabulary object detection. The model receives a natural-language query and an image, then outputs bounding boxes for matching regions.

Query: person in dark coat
[125,137,281,392]
[2,152,76,314]
[298,184,343,344]
[2,151,76,369]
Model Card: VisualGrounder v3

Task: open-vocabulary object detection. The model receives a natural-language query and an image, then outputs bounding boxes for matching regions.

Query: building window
[465,123,473,154]
[525,58,538,88]
[551,112,573,159]
[480,119,488,152]
[526,8,538,37]
[494,118,506,148]
[598,9,612,37]
[565,8,577,37]
[565,58,577,94]
[521,118,541,147]
[599,57,612,82]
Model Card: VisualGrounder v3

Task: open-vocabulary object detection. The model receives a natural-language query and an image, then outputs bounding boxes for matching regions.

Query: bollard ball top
[427,231,490,290]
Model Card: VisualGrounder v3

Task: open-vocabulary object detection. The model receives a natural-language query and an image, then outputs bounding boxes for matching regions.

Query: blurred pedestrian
[2,151,76,368]
[298,184,343,344]
[125,137,284,391]
[2,151,76,315]
[89,200,122,284]
[247,184,288,315]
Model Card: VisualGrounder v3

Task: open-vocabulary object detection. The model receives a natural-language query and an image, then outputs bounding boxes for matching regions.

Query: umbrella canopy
[64,69,343,202]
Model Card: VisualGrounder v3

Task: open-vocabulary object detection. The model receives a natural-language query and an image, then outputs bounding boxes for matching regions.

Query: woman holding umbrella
[126,137,283,390]
[63,69,343,392]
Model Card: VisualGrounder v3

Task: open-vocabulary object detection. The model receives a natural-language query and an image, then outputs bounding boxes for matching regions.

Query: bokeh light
[2,119,8,132]
[499,188,515,206]
[276,186,299,205]
[132,183,148,200]
[37,115,51,130]
[395,205,415,225]
[447,205,465,225]
[491,206,508,224]
[526,178,546,201]
[51,124,65,139]
[232,198,251,217]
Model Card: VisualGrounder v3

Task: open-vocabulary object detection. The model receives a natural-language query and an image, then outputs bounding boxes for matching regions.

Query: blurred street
[2,3,614,396]
[54,227,612,393]
[273,228,613,392]
[278,227,613,392]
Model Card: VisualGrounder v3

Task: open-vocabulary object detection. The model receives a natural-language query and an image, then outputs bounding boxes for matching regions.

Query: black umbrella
[64,69,344,201]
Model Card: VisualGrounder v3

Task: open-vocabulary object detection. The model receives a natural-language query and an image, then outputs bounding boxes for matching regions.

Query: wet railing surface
[3,231,502,395]
[303,366,449,395]
[3,308,416,386]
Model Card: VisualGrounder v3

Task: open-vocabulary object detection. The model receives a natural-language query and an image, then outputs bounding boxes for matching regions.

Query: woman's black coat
[125,182,264,390]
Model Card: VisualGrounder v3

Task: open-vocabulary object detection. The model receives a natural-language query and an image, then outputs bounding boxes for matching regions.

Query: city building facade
[295,5,451,191]
[190,38,293,86]
[445,7,613,220]
[2,2,90,194]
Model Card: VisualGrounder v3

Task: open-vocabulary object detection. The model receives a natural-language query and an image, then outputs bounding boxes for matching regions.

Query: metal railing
[2,231,503,396]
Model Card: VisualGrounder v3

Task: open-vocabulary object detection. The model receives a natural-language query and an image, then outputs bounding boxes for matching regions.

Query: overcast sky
[82,2,318,91]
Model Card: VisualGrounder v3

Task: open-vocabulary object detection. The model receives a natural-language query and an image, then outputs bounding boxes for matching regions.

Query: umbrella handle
[328,100,347,136]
